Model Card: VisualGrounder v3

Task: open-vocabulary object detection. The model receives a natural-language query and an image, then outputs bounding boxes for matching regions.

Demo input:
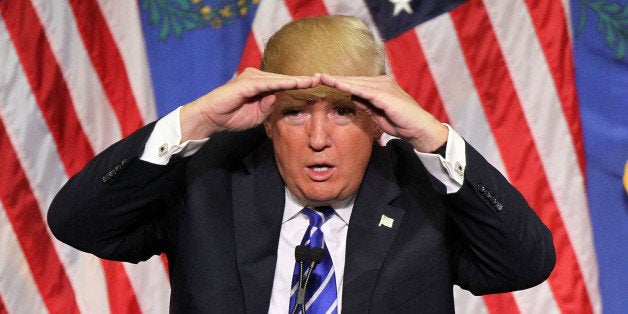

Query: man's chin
[299,190,352,207]
[293,190,339,207]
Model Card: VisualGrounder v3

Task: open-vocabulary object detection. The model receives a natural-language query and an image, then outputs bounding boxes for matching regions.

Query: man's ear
[263,119,273,139]
[366,118,383,140]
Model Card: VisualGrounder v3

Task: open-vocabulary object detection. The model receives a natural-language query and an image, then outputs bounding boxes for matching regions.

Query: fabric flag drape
[0,1,169,313]
[0,0,602,313]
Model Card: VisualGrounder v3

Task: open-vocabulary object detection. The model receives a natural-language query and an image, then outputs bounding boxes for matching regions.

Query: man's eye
[283,109,303,116]
[336,107,356,116]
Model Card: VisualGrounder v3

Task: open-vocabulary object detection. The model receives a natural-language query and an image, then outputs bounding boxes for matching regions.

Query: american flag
[0,0,601,313]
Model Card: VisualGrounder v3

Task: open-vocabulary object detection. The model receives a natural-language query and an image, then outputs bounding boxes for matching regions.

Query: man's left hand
[318,73,448,152]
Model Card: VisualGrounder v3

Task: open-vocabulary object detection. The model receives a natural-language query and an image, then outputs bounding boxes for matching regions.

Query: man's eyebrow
[275,101,309,111]
[282,92,320,103]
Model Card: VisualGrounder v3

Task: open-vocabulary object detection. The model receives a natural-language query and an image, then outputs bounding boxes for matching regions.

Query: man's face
[264,90,380,206]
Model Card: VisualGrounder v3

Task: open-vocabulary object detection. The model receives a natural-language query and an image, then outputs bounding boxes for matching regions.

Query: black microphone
[303,247,324,288]
[295,245,309,292]
[295,245,310,263]
[298,247,325,313]
[309,247,324,264]
[292,245,310,314]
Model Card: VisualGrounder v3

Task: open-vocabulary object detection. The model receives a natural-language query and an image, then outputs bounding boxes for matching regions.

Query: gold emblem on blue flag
[141,0,259,40]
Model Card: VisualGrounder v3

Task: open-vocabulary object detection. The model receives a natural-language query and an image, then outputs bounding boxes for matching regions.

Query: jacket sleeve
[47,122,188,263]
[443,143,556,295]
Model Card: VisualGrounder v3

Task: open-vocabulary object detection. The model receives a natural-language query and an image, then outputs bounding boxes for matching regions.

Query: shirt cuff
[415,124,466,194]
[140,107,208,165]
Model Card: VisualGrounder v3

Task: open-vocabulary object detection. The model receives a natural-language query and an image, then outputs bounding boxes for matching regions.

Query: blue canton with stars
[365,0,466,41]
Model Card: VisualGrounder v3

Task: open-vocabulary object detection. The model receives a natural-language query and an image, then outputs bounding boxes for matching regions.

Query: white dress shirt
[269,191,353,313]
[140,107,467,313]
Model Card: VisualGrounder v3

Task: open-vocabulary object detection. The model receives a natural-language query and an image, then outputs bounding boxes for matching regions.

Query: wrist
[409,123,449,153]
[180,103,218,142]
[430,141,447,157]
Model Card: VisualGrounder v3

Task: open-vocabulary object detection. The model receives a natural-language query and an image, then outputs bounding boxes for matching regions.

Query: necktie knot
[302,206,334,229]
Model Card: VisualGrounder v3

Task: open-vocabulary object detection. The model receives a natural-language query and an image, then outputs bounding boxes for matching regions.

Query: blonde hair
[260,15,385,77]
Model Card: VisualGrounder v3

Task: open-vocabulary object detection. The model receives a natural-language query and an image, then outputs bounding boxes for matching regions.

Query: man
[48,15,555,313]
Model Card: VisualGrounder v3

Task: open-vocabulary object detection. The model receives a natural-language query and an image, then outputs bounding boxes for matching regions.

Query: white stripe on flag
[251,0,292,50]
[514,284,561,314]
[0,14,111,313]
[123,257,170,314]
[453,286,488,314]
[560,0,573,40]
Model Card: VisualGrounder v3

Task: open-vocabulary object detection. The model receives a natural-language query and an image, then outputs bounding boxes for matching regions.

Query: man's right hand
[179,68,320,142]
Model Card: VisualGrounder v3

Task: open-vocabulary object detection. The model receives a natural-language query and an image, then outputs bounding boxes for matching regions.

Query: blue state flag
[570,1,628,313]
[140,0,258,116]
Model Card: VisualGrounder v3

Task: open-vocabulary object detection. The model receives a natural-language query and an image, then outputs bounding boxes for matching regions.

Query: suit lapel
[232,140,285,313]
[343,145,404,312]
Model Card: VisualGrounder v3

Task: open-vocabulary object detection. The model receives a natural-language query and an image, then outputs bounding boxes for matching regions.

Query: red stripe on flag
[524,0,586,176]
[101,261,142,314]
[284,0,328,18]
[0,0,95,176]
[0,119,80,314]
[161,254,170,274]
[449,1,594,313]
[0,294,7,314]
[1,1,144,312]
[67,0,144,136]
[237,31,262,73]
[385,30,451,124]
[482,296,520,314]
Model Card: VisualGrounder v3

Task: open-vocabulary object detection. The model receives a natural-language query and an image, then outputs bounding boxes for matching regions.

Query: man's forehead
[276,85,351,102]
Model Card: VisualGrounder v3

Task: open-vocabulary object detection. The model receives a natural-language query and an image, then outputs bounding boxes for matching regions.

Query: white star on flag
[389,0,413,16]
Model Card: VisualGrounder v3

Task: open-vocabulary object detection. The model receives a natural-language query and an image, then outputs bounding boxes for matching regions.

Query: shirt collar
[282,188,353,225]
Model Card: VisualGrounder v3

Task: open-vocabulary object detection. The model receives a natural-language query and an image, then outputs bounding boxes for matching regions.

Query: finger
[319,73,385,95]
[232,78,309,101]
[320,73,414,111]
[323,78,388,110]
[319,73,384,86]
[247,68,319,85]
[318,74,368,96]
[251,75,320,95]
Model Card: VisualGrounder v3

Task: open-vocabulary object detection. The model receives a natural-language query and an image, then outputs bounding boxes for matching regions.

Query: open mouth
[306,163,335,180]
[312,166,330,172]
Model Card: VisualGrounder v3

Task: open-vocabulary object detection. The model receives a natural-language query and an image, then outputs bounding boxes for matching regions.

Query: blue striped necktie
[289,206,338,314]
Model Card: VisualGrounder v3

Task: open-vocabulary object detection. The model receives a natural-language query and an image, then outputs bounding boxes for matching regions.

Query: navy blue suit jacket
[48,123,555,313]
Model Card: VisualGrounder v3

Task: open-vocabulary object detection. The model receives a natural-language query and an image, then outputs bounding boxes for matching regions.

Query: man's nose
[307,113,332,151]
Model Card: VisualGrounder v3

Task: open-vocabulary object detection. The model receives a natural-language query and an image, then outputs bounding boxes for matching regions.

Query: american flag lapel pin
[378,214,394,228]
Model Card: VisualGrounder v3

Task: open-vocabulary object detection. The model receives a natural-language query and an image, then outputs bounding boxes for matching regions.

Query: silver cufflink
[454,162,464,177]
[158,143,168,157]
